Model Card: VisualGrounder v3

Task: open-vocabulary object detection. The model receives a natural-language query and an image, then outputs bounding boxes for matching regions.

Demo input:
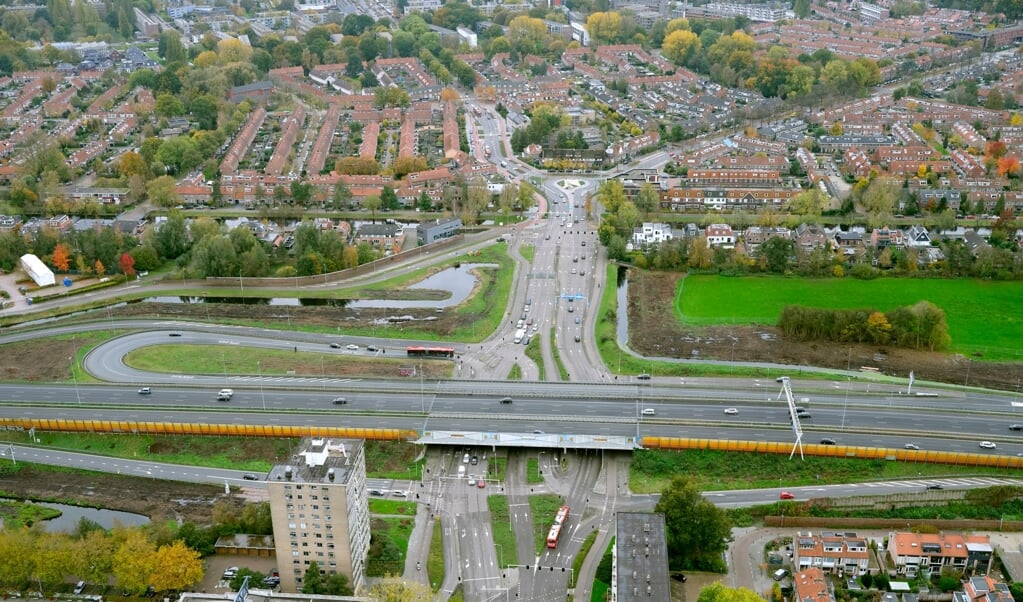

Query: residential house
[631,222,673,248]
[794,568,835,602]
[705,223,735,247]
[355,223,405,254]
[905,225,932,248]
[870,228,906,249]
[953,575,1015,602]
[792,531,870,576]
[794,223,829,252]
[886,531,992,577]
[833,230,863,255]
[742,226,790,252]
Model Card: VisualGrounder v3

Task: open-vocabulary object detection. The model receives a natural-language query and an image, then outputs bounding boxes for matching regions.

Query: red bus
[546,505,570,549]
[406,346,455,358]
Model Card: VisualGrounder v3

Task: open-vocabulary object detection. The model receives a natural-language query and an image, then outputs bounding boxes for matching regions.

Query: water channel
[31,501,149,532]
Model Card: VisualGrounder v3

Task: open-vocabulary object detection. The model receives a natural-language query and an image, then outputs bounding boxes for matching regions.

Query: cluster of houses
[788,530,1000,602]
[629,220,1013,264]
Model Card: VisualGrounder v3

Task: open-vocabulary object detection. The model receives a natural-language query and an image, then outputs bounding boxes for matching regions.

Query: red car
[779,492,795,500]
[477,480,486,488]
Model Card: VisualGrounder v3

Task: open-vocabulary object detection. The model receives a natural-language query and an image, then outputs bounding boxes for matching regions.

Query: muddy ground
[2,274,1021,522]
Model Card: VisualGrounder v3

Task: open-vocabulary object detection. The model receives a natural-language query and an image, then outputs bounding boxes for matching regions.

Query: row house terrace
[887,531,992,577]
[891,122,926,146]
[949,149,986,178]
[899,98,1009,127]
[686,169,782,187]
[844,149,872,178]
[730,135,786,156]
[875,146,939,166]
[887,159,954,176]
[793,531,870,576]
[953,575,1015,602]
[660,187,798,211]
[794,568,834,602]
[952,122,985,149]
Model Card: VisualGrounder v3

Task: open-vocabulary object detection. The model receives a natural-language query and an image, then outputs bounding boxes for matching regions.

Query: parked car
[779,492,795,500]
[74,582,87,595]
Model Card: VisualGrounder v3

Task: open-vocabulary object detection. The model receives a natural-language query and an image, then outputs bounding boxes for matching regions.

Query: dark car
[500,397,513,404]
[168,333,182,337]
[242,474,259,481]
[820,438,837,445]
[329,343,342,349]
[1010,424,1023,431]
[366,345,380,352]
[637,373,651,380]
[926,484,944,490]
[332,397,348,405]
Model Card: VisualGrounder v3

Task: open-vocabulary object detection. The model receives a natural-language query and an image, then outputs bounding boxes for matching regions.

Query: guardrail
[642,437,1023,469]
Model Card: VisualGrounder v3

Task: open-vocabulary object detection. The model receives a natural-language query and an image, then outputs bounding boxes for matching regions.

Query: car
[471,455,478,465]
[223,567,239,579]
[262,577,280,587]
[637,373,651,380]
[392,490,408,497]
[242,473,259,481]
[574,335,581,342]
[138,387,152,395]
[580,270,585,276]
[533,430,545,434]
[74,582,87,595]
[329,343,342,349]
[571,268,577,274]
[496,237,506,243]
[332,397,348,405]
[1010,424,1023,431]
[527,317,534,325]
[575,317,581,324]
[568,305,574,312]
[820,438,837,445]
[168,333,182,337]
[904,443,920,450]
[723,408,739,415]
[345,344,359,350]
[545,234,550,240]
[500,397,513,404]
[779,492,795,500]
[143,586,156,598]
[979,441,997,449]
[366,345,379,352]
[641,408,656,416]
[477,479,486,488]
[581,241,586,246]
[467,478,476,486]
[926,484,944,490]
[369,489,385,496]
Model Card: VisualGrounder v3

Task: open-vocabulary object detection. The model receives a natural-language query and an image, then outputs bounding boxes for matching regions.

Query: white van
[457,465,466,478]
[773,569,788,581]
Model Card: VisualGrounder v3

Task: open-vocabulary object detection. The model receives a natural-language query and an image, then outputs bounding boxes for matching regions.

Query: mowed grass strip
[487,496,517,568]
[677,275,1023,359]
[427,520,444,592]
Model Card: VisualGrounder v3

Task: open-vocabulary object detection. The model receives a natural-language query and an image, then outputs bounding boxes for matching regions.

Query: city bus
[546,505,570,549]
[406,346,456,358]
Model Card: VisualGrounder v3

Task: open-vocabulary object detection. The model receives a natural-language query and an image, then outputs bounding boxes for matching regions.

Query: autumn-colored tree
[112,530,157,595]
[439,87,460,102]
[52,243,71,272]
[150,541,204,593]
[986,140,1008,160]
[369,578,432,602]
[997,155,1021,177]
[120,252,136,277]
[94,259,106,278]
[866,311,893,344]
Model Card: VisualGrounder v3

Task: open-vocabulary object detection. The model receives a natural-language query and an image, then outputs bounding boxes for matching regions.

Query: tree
[663,29,700,66]
[52,243,71,272]
[757,237,795,273]
[119,252,136,278]
[697,582,764,602]
[363,194,381,219]
[94,259,105,278]
[655,476,732,571]
[147,175,180,208]
[301,562,324,594]
[150,541,203,593]
[112,530,157,595]
[368,578,432,601]
[587,11,623,45]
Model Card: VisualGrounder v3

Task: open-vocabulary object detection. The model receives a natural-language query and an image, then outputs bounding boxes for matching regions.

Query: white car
[346,344,359,350]
[641,408,656,416]
[723,408,739,415]
[904,443,920,450]
[979,441,997,449]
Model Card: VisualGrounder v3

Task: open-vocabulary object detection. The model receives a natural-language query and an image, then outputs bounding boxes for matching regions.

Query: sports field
[676,275,1023,359]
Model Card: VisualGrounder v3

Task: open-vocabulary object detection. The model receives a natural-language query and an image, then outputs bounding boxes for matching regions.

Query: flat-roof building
[267,438,370,593]
[613,513,670,602]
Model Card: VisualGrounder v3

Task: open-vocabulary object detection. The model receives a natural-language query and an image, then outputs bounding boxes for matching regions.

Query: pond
[141,263,499,310]
[33,501,149,532]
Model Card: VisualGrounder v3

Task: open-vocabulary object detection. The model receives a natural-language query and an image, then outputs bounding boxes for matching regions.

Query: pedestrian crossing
[859,477,1023,488]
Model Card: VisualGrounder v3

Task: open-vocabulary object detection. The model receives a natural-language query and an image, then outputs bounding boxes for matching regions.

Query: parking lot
[199,556,279,593]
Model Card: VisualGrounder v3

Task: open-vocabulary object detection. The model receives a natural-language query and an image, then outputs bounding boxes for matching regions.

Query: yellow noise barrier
[0,418,419,441]
[641,437,1023,469]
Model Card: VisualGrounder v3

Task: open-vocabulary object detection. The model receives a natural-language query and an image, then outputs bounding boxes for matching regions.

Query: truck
[217,388,234,401]
[513,328,526,344]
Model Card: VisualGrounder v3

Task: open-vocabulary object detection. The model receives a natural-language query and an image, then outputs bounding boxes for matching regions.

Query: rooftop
[267,438,363,486]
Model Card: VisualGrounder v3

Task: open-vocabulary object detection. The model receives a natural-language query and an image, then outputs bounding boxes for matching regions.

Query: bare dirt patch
[626,270,1023,391]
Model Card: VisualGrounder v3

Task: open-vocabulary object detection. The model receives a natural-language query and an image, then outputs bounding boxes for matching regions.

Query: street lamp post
[69,355,81,405]
[258,361,266,411]
[420,364,425,413]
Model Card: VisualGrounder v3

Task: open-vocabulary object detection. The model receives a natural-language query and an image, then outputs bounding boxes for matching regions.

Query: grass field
[526,457,543,484]
[368,499,417,515]
[487,496,517,568]
[677,275,1023,360]
[427,521,444,592]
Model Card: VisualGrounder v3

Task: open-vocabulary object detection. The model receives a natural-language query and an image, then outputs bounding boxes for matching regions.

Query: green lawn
[529,494,565,555]
[526,457,543,484]
[520,244,535,263]
[571,530,598,588]
[677,275,1023,360]
[525,335,544,380]
[487,496,517,568]
[488,455,507,482]
[427,520,444,592]
[368,499,417,515]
